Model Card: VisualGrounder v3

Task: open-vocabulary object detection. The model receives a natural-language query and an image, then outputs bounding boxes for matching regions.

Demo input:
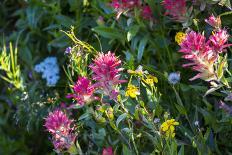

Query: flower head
[179,31,217,81]
[34,57,60,86]
[44,110,75,151]
[160,119,179,138]
[102,146,114,155]
[143,75,158,86]
[175,32,186,45]
[168,72,180,84]
[66,77,95,105]
[89,51,126,99]
[209,29,231,53]
[125,84,140,98]
[162,0,186,21]
[205,14,221,29]
[65,47,72,54]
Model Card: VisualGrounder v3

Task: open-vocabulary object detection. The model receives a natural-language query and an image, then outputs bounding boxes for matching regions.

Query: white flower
[34,57,60,87]
[168,72,180,85]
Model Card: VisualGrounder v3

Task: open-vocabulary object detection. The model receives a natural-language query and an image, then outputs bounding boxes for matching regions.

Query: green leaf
[137,37,148,62]
[174,103,187,115]
[78,113,90,121]
[123,144,133,155]
[116,113,127,127]
[178,145,185,155]
[92,26,124,40]
[127,26,139,41]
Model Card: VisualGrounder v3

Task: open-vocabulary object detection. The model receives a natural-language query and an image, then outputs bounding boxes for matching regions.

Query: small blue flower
[168,72,180,85]
[34,57,60,87]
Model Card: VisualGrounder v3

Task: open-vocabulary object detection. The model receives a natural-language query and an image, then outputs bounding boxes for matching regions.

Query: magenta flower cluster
[90,51,126,99]
[179,15,231,81]
[111,0,153,20]
[67,51,125,105]
[66,77,95,105]
[44,110,75,151]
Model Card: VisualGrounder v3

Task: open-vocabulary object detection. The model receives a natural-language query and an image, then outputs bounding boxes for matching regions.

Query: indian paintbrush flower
[209,29,232,53]
[160,119,179,138]
[66,76,95,105]
[179,31,217,81]
[44,110,75,151]
[89,51,126,99]
[205,14,221,29]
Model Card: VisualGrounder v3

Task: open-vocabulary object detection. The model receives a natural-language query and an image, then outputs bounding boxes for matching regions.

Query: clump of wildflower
[179,31,217,81]
[209,29,232,53]
[168,72,180,85]
[175,32,186,45]
[34,57,60,86]
[162,0,187,21]
[143,75,158,86]
[66,76,95,105]
[89,51,126,99]
[102,146,114,155]
[205,14,221,29]
[44,110,75,151]
[160,119,179,138]
[125,84,140,98]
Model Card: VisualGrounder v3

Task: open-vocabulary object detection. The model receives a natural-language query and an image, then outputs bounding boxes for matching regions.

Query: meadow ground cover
[1,0,232,154]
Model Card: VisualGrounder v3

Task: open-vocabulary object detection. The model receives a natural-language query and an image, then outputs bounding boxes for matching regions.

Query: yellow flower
[175,32,186,45]
[143,75,158,86]
[125,84,140,98]
[160,119,179,138]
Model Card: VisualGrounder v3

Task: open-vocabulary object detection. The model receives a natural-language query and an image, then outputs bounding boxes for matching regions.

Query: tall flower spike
[66,76,95,105]
[44,110,75,151]
[209,29,232,53]
[89,51,126,99]
[162,0,186,21]
[179,31,217,81]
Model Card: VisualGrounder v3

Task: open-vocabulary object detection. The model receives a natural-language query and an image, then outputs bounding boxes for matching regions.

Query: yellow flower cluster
[143,75,158,86]
[160,119,179,138]
[125,84,140,98]
[175,32,186,45]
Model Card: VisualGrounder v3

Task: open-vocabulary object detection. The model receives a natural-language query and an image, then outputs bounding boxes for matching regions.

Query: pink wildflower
[179,31,217,81]
[66,76,95,105]
[209,29,232,53]
[102,147,114,155]
[89,51,126,99]
[142,5,153,20]
[205,14,221,29]
[44,110,75,151]
[162,0,186,21]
